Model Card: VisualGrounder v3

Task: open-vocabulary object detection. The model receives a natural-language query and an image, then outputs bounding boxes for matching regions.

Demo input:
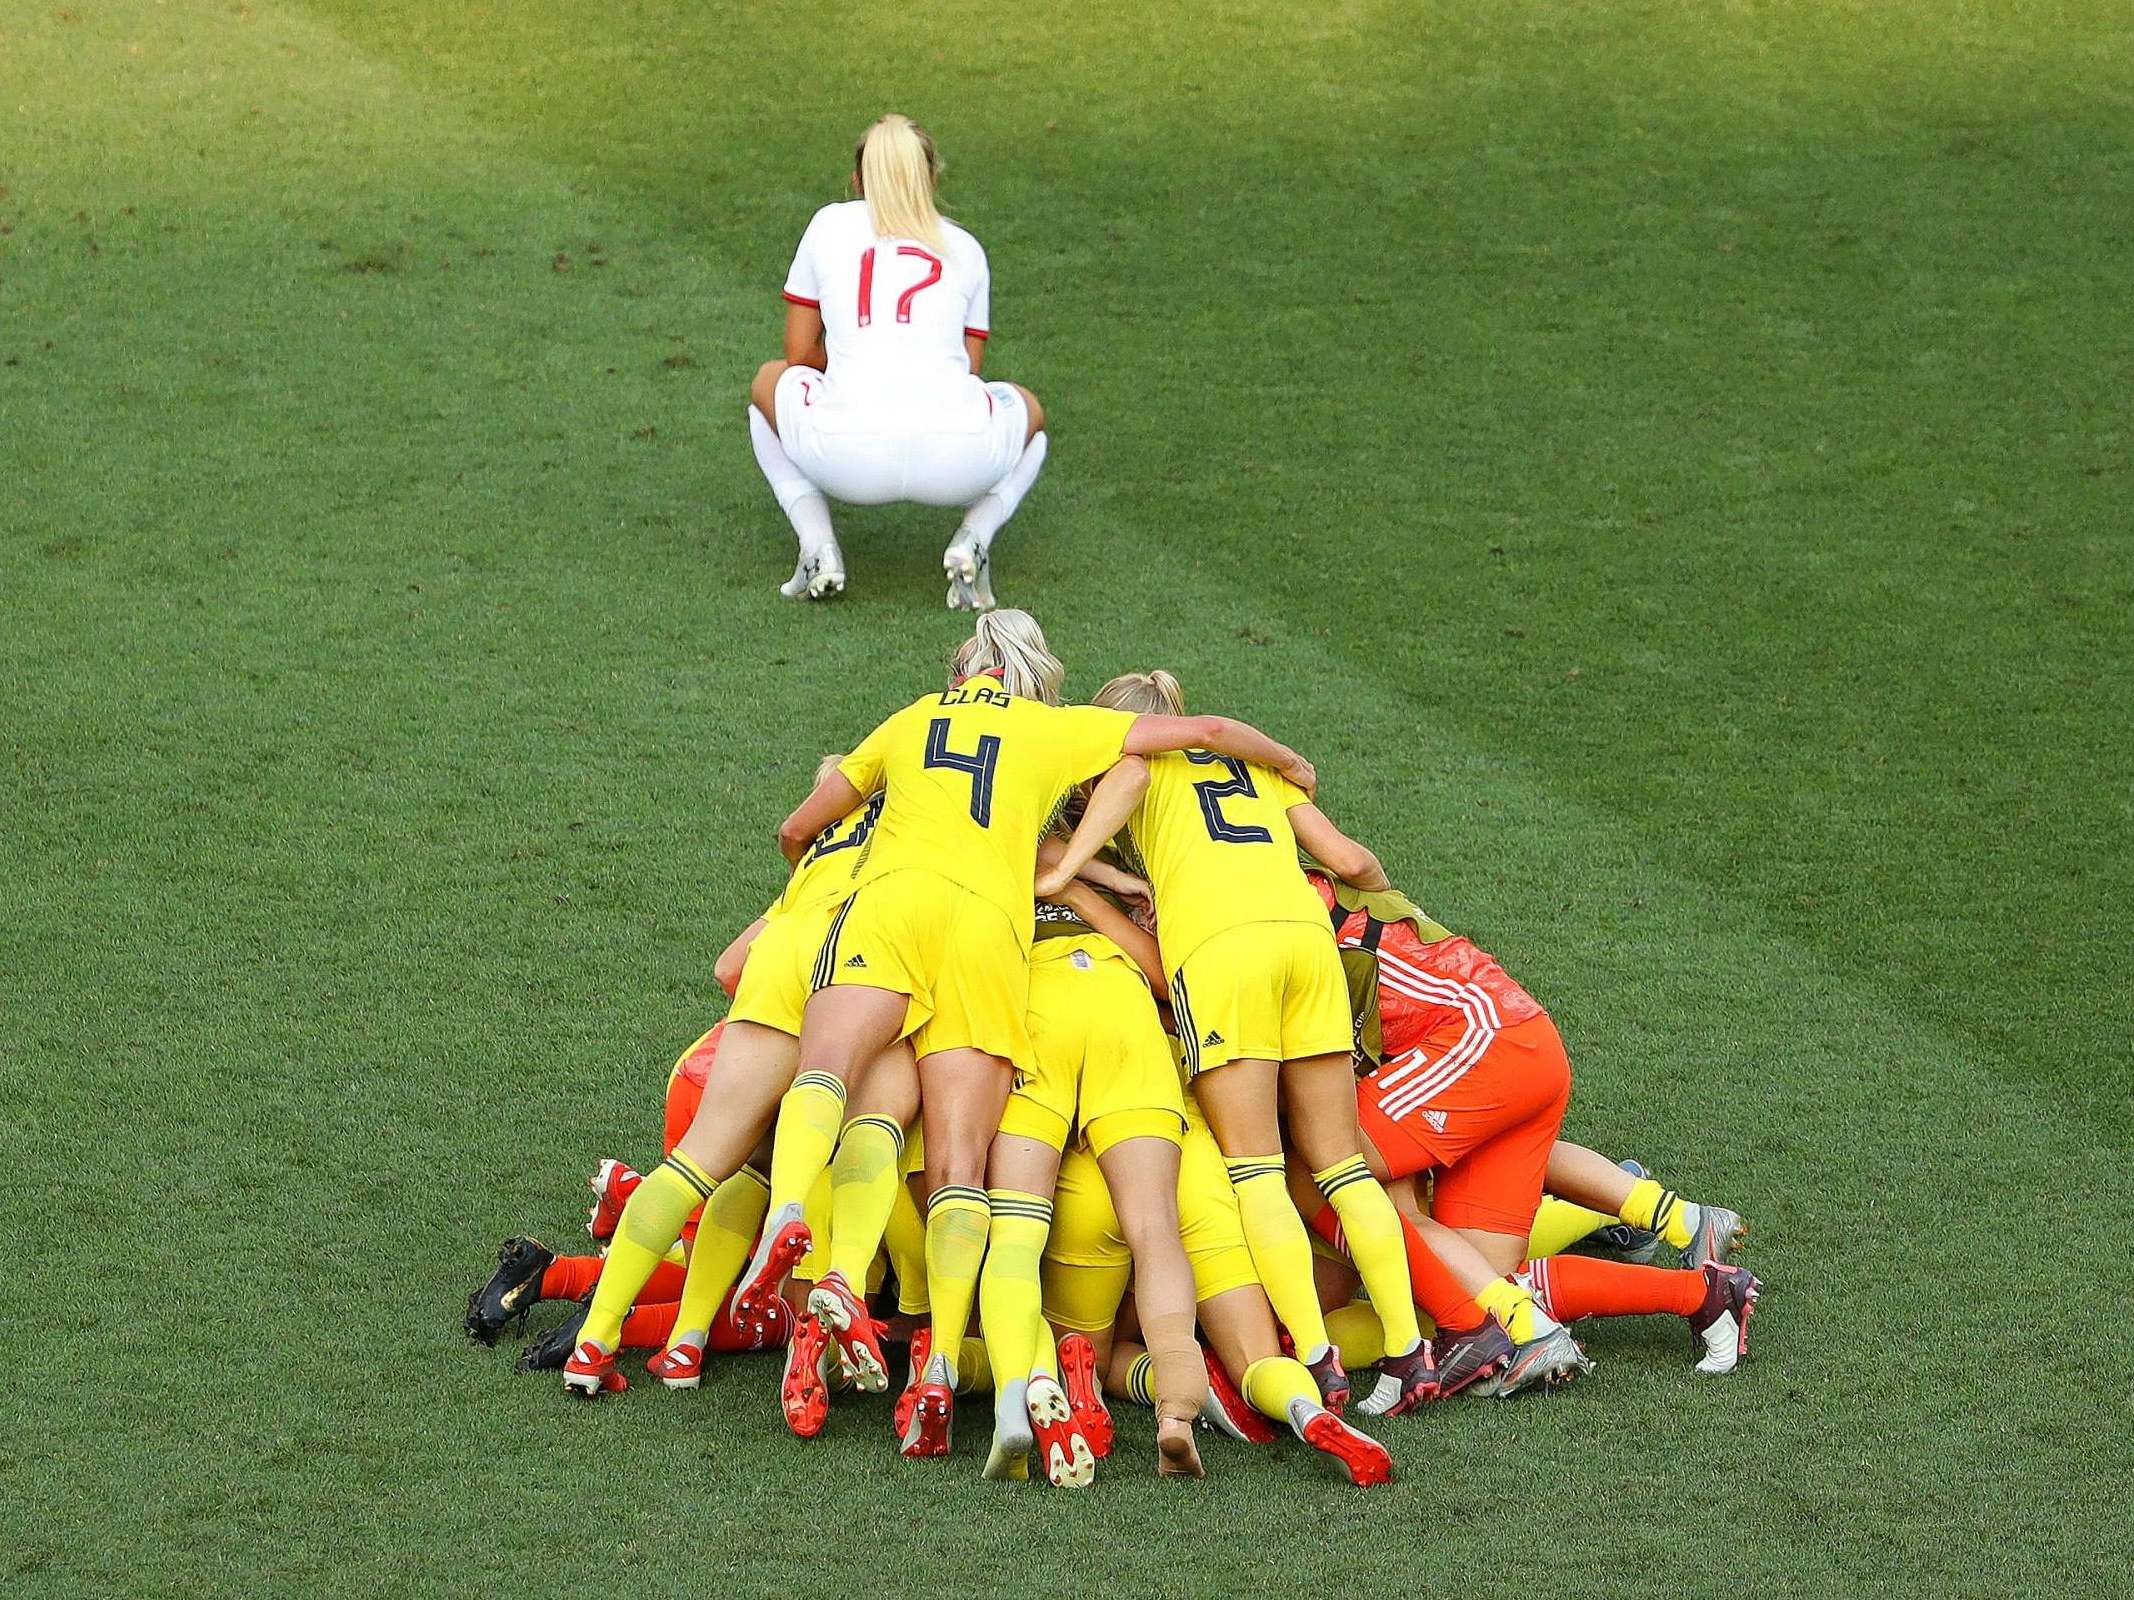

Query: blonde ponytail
[854,113,945,251]
[1092,670,1185,716]
[950,609,1065,706]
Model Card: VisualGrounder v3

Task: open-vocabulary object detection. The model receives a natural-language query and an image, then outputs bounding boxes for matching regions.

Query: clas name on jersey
[938,684,1012,708]
[934,682,1007,708]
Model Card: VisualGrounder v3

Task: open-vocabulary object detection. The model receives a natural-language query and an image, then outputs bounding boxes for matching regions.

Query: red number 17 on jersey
[856,245,943,328]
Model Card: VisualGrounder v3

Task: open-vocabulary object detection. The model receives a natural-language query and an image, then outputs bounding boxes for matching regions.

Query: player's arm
[777,770,865,862]
[1124,714,1315,797]
[1288,802,1389,891]
[1039,832,1151,916]
[964,333,986,374]
[714,917,767,997]
[1034,758,1149,899]
[784,301,827,370]
[1054,880,1167,994]
[1074,858,1152,920]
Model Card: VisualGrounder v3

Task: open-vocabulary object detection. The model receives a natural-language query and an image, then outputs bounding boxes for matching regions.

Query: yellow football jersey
[773,791,885,919]
[837,685,1137,946]
[1126,750,1325,967]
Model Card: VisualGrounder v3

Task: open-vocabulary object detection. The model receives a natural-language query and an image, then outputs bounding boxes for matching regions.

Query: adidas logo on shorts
[1202,1029,1224,1048]
[844,953,867,969]
[1422,1108,1449,1133]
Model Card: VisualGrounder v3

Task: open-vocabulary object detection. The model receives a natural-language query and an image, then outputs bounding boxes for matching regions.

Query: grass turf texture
[4,1,2131,1593]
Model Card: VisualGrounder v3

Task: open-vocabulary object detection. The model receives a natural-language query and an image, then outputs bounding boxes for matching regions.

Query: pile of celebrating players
[465,611,1761,1488]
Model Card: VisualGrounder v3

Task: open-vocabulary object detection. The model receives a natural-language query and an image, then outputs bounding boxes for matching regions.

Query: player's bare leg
[946,384,1047,612]
[1188,1288,1281,1444]
[746,364,843,601]
[1097,1134,1205,1478]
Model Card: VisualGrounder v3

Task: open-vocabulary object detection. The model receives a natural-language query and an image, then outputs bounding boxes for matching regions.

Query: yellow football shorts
[1168,919,1353,1076]
[1000,937,1187,1155]
[1040,1105,1260,1332]
[726,900,837,1036]
[815,867,1032,1069]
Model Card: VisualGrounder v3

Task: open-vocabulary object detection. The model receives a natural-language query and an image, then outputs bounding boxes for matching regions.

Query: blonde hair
[950,609,1065,706]
[854,114,945,251]
[1092,670,1184,716]
[814,752,847,786]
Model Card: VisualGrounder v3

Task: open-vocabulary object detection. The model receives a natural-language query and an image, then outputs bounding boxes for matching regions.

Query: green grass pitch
[4,2,2130,1594]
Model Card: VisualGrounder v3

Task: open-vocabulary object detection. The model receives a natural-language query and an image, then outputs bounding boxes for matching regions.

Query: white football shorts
[774,367,1027,508]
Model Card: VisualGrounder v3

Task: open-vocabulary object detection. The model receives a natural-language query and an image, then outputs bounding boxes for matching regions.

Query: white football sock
[956,430,1048,551]
[748,404,834,554]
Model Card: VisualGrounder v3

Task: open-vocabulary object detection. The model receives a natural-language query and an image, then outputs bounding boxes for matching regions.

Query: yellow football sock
[581,1151,716,1351]
[924,1185,991,1385]
[669,1164,769,1345]
[956,1337,992,1395]
[979,1190,1052,1386]
[1528,1195,1616,1260]
[885,1179,930,1315]
[1475,1276,1551,1344]
[767,1071,846,1219]
[795,1170,832,1285]
[1031,1320,1058,1383]
[1225,1157,1330,1359]
[1123,1350,1155,1407]
[1240,1355,1320,1434]
[1621,1177,1696,1250]
[825,1116,906,1286]
[1325,1300,1387,1368]
[1312,1156,1423,1358]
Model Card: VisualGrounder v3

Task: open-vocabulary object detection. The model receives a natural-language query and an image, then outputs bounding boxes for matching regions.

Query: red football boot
[645,1337,704,1390]
[709,1287,792,1352]
[733,1204,812,1326]
[1056,1332,1114,1460]
[780,1313,833,1439]
[1026,1376,1094,1487]
[893,1330,933,1441]
[1301,1408,1394,1486]
[898,1380,954,1459]
[807,1271,891,1392]
[584,1159,641,1243]
[1200,1347,1278,1444]
[561,1340,627,1398]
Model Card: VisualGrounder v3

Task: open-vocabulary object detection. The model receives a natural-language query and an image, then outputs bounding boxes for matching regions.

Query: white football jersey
[783,200,990,398]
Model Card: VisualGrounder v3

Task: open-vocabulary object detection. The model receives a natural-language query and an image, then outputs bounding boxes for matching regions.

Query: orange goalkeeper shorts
[1357,1012,1571,1236]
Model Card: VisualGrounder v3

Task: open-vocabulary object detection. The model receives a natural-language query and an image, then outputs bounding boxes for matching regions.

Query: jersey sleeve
[1050,705,1138,785]
[783,208,826,308]
[1264,770,1308,811]
[963,238,991,339]
[836,712,895,796]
